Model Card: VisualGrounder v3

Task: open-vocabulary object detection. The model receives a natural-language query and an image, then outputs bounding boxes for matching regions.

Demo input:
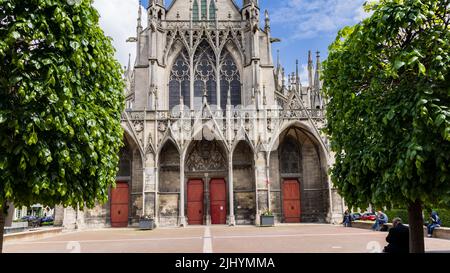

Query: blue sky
[94,0,369,84]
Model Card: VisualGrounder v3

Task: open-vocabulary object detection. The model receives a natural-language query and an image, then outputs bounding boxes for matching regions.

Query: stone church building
[56,0,344,229]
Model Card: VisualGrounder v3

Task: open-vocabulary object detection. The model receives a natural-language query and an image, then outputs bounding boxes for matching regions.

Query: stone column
[53,205,65,226]
[154,165,159,226]
[205,174,211,225]
[228,156,236,226]
[190,55,195,109]
[179,154,186,227]
[266,160,271,212]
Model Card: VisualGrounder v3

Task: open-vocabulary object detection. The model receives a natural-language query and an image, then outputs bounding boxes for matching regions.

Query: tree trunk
[0,202,6,253]
[408,200,425,253]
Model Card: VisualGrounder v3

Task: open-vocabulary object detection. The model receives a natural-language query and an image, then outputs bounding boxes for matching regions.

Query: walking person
[427,211,441,238]
[342,210,352,227]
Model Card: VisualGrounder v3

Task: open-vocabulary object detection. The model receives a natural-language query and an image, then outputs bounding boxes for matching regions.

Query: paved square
[4,224,450,253]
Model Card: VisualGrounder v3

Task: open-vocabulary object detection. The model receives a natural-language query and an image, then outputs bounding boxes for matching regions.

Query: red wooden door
[210,179,227,225]
[110,182,129,227]
[283,180,301,223]
[187,180,204,225]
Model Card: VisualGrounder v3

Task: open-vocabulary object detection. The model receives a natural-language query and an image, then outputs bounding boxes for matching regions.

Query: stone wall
[233,166,255,224]
[158,142,180,226]
[232,142,257,224]
[53,205,64,226]
[158,194,179,226]
[83,202,110,228]
[301,139,328,222]
[269,151,282,221]
[159,170,180,192]
[234,192,256,224]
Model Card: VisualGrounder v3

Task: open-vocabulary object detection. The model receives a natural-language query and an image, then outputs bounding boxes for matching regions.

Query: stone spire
[311,51,323,109]
[308,50,314,88]
[276,49,280,70]
[314,51,322,90]
[137,1,142,29]
[243,0,259,8]
[126,53,131,75]
[264,10,270,32]
[296,59,301,91]
[135,1,143,65]
[150,0,164,7]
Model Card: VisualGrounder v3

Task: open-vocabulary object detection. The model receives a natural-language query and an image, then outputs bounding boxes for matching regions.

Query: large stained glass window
[209,0,216,21]
[201,0,207,20]
[220,50,241,109]
[193,42,217,109]
[168,42,242,110]
[169,48,190,110]
[280,137,302,174]
[192,0,199,21]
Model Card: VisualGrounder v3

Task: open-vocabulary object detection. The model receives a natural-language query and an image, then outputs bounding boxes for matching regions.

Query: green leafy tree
[0,0,125,252]
[323,0,450,253]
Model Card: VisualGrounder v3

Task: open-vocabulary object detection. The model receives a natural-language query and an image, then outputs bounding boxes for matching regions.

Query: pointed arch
[219,46,241,109]
[193,41,217,109]
[169,47,190,110]
[165,30,190,68]
[157,137,181,226]
[185,140,228,172]
[231,127,256,155]
[159,140,181,190]
[267,120,328,164]
[268,123,331,223]
[220,39,244,70]
[117,137,132,178]
[232,140,256,224]
[280,135,302,175]
[122,120,145,163]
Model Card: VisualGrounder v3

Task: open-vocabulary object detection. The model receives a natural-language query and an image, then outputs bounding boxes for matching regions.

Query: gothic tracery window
[169,48,190,110]
[220,49,241,109]
[117,142,131,177]
[201,0,207,20]
[193,42,217,108]
[168,41,242,110]
[192,0,199,21]
[280,137,302,175]
[209,0,216,21]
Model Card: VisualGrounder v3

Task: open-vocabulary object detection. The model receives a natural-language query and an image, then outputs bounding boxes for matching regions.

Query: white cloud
[271,0,371,40]
[299,64,309,86]
[93,0,147,68]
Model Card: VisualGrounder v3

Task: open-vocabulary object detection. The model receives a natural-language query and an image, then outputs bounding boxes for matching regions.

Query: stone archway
[184,140,228,225]
[158,140,181,226]
[232,141,256,224]
[269,126,330,223]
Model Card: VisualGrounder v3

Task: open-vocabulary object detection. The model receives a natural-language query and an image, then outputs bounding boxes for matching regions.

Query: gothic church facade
[56,0,344,228]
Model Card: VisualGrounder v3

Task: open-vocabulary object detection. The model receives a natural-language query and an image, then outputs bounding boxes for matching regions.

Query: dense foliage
[323,0,450,210]
[0,0,125,210]
[386,208,450,227]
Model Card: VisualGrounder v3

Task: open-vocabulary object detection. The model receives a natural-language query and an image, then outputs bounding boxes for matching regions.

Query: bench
[3,227,64,243]
[350,221,450,240]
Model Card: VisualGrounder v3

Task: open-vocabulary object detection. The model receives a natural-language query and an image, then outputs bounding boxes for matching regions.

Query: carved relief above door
[186,141,227,172]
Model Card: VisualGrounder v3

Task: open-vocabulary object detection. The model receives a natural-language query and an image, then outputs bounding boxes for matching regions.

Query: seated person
[372,211,389,231]
[427,211,441,238]
[383,218,409,253]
